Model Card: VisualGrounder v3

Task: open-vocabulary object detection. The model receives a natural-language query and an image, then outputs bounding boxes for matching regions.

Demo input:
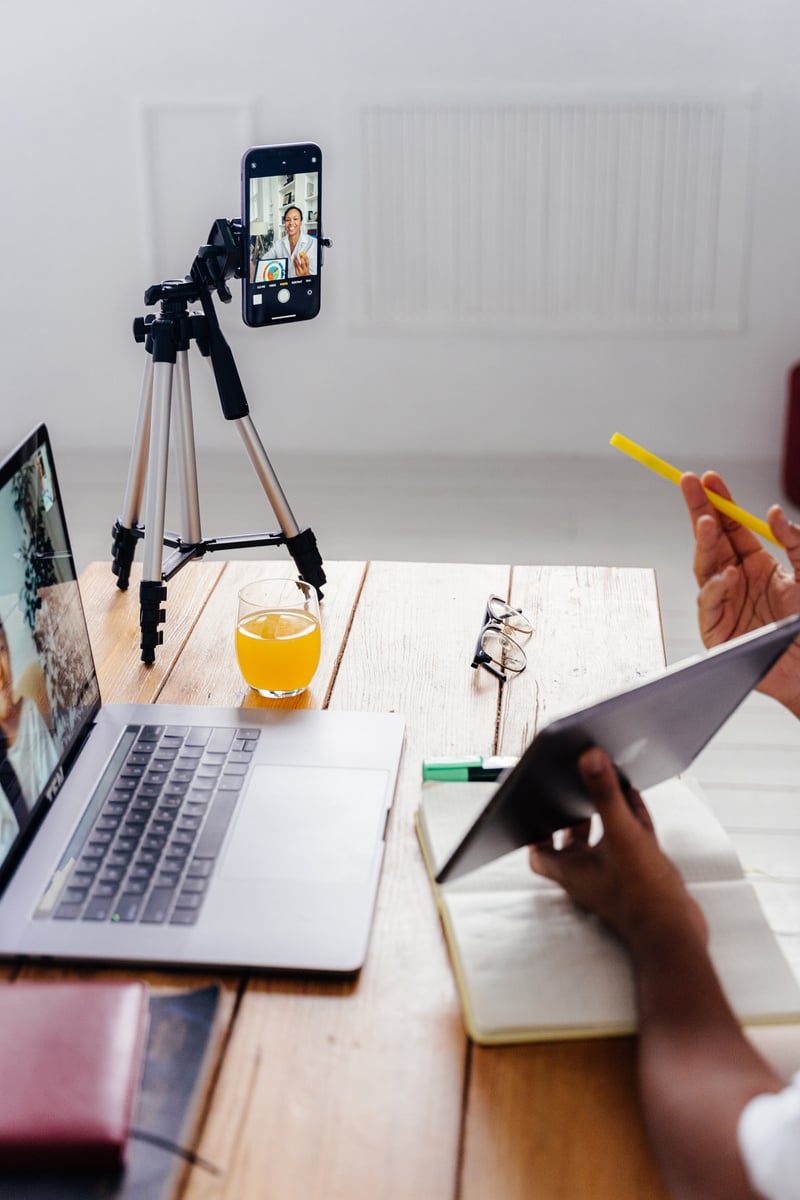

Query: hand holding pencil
[611,432,800,716]
[610,432,783,547]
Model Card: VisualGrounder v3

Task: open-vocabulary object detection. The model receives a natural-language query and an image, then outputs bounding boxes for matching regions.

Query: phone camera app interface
[248,169,320,291]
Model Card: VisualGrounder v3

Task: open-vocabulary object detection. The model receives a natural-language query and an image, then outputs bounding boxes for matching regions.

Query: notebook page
[442,877,800,1043]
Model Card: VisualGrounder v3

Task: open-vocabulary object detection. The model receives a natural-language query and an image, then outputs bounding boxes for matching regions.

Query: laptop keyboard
[49,724,260,927]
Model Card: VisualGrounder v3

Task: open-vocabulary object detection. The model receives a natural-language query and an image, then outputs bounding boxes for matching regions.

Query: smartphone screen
[241,143,322,327]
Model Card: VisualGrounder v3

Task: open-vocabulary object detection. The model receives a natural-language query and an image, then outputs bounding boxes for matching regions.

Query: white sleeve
[0,788,19,858]
[737,1072,800,1200]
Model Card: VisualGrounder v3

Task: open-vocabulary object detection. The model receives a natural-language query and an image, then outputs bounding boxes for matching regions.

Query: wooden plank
[79,560,226,704]
[501,564,665,754]
[464,1040,669,1200]
[462,565,669,1200]
[185,561,508,1200]
[156,560,366,708]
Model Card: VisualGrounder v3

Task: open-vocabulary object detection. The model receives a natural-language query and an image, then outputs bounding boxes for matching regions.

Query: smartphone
[241,143,323,327]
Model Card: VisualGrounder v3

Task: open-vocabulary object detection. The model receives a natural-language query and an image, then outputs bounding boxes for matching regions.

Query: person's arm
[680,471,800,717]
[530,748,784,1200]
[293,236,316,276]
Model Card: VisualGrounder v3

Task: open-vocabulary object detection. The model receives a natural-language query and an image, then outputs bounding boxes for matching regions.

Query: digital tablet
[435,614,800,883]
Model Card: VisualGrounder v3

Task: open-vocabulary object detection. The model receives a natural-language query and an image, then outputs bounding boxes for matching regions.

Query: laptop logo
[617,737,648,768]
[43,766,64,806]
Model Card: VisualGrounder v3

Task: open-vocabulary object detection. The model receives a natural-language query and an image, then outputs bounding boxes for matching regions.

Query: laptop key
[163,782,190,797]
[63,886,89,902]
[155,870,181,888]
[193,790,239,860]
[169,908,199,925]
[171,831,197,847]
[222,761,250,776]
[127,752,153,767]
[207,728,234,753]
[124,879,148,895]
[176,815,202,831]
[177,747,203,762]
[92,882,119,898]
[107,851,134,868]
[184,727,211,746]
[180,877,207,894]
[83,898,112,921]
[141,888,176,923]
[129,864,156,880]
[165,845,191,864]
[218,775,245,791]
[113,894,144,922]
[183,803,208,818]
[187,858,213,878]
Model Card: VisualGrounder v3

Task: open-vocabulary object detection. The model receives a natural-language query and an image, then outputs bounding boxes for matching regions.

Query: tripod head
[193,218,244,304]
[138,222,250,422]
[142,219,244,310]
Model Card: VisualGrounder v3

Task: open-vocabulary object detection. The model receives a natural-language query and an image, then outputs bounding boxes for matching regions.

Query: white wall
[3,0,800,462]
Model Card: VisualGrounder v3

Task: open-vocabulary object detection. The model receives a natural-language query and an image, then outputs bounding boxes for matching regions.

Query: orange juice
[235,608,321,695]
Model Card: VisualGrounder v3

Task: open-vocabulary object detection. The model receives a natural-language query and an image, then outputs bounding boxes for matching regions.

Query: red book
[0,981,149,1172]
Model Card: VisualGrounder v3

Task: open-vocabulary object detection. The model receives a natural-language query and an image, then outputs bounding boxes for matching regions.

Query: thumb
[578,747,638,836]
[768,505,800,580]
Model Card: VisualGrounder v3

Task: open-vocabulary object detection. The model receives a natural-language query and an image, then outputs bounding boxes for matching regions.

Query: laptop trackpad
[219,764,389,885]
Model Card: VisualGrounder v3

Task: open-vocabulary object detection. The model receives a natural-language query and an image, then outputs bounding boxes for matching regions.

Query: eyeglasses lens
[480,627,526,673]
[486,597,533,637]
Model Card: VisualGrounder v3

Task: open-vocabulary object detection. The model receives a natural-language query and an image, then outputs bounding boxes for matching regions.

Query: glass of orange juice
[235,578,321,698]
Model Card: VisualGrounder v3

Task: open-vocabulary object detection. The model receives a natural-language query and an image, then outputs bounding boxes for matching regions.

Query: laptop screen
[0,425,101,882]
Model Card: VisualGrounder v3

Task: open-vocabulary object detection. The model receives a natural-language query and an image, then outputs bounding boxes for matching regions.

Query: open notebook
[417,777,800,1044]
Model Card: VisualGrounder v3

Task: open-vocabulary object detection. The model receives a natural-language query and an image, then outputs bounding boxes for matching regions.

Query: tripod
[111,219,326,664]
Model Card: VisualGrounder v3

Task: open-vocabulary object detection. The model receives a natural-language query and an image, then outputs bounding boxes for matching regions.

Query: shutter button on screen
[277,288,290,304]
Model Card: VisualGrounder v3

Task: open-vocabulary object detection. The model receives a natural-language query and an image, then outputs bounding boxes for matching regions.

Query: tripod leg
[111,357,153,590]
[139,361,173,664]
[173,350,203,547]
[235,414,299,536]
[234,415,326,595]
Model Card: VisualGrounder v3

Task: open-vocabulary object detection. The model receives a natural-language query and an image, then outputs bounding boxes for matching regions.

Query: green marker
[422,755,518,782]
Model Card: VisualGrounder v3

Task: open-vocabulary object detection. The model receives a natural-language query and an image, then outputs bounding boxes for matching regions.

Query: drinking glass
[235,578,321,698]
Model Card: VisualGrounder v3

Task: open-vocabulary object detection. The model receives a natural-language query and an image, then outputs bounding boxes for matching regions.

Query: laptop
[0,425,405,972]
[436,612,800,882]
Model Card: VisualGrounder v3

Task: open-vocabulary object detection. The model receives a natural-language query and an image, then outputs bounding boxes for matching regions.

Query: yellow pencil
[609,432,784,549]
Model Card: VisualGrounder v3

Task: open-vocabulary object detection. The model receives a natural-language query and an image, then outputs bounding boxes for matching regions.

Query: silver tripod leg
[234,413,300,539]
[142,360,174,584]
[136,353,206,664]
[172,350,203,547]
[111,358,155,590]
[119,357,154,530]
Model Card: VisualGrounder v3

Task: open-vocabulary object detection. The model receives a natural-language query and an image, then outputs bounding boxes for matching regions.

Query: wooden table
[13,558,672,1199]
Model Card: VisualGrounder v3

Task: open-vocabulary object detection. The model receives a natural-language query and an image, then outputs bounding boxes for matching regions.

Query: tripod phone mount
[111,218,327,664]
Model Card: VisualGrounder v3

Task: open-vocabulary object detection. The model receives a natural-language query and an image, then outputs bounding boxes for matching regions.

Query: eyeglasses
[471,595,533,682]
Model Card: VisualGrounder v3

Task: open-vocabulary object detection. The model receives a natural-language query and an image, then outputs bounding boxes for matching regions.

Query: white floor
[58,446,796,662]
[58,447,800,976]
